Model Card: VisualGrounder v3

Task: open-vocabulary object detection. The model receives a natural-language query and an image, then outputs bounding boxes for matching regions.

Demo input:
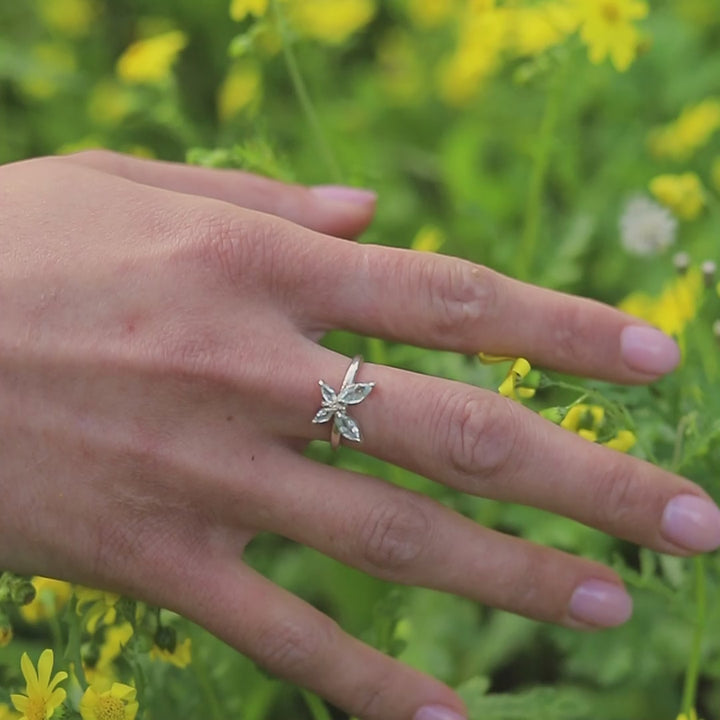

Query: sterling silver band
[311,355,375,450]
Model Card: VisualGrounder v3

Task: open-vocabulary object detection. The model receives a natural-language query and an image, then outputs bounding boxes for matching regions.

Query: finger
[172,558,468,720]
[250,450,633,630]
[280,348,720,558]
[295,237,680,382]
[58,150,377,239]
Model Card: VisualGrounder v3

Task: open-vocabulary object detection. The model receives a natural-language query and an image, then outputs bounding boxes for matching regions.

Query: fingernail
[569,580,633,627]
[311,184,377,206]
[661,494,720,552]
[414,706,467,720]
[620,325,680,375]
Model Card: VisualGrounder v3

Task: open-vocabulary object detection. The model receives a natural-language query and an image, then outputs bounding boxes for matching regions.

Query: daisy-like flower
[0,704,21,720]
[619,196,677,256]
[10,649,67,720]
[149,637,192,668]
[75,587,119,633]
[575,0,648,71]
[79,682,138,720]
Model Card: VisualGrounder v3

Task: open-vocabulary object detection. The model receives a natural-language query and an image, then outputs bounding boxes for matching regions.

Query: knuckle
[358,495,434,576]
[441,390,521,484]
[254,615,337,676]
[420,257,499,340]
[181,206,283,290]
[591,456,637,528]
[68,148,116,166]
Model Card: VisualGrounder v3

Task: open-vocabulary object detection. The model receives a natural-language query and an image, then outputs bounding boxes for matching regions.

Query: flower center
[601,2,621,23]
[95,695,126,720]
[26,696,47,720]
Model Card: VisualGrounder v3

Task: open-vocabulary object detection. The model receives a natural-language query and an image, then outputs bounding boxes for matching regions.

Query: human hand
[1,152,718,720]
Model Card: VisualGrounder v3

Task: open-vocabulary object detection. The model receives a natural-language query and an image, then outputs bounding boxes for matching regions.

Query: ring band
[312,355,375,449]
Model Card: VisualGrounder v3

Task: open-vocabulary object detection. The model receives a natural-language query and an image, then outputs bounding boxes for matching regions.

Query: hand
[1,152,718,720]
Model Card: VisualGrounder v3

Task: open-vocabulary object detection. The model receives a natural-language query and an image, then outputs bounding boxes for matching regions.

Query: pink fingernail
[311,184,377,206]
[414,706,467,720]
[620,325,680,375]
[569,580,632,627]
[661,494,720,552]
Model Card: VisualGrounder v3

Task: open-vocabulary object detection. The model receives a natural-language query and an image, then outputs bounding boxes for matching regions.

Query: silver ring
[312,355,375,449]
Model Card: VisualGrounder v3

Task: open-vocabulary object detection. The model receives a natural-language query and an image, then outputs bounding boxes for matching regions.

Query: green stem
[193,648,225,720]
[300,690,333,720]
[516,64,565,281]
[681,555,707,715]
[271,0,343,183]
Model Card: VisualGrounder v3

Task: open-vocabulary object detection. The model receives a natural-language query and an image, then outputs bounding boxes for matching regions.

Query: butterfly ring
[312,355,375,450]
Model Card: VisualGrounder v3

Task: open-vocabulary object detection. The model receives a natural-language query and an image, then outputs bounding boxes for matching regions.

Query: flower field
[1,0,719,718]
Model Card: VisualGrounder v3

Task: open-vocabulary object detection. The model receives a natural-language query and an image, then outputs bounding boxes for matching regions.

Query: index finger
[299,238,679,383]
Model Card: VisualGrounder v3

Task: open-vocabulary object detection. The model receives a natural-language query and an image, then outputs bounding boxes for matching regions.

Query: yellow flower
[116,30,188,85]
[230,0,269,21]
[84,623,134,685]
[406,0,458,27]
[649,99,720,161]
[507,2,579,57]
[150,637,192,668]
[411,225,444,253]
[619,267,703,337]
[36,0,96,37]
[498,358,536,401]
[75,588,119,633]
[20,578,72,624]
[80,683,138,720]
[10,650,67,720]
[649,172,705,221]
[575,0,648,71]
[286,0,376,45]
[561,403,604,433]
[603,429,637,452]
[0,704,21,720]
[439,3,507,104]
[218,61,262,120]
[87,80,134,125]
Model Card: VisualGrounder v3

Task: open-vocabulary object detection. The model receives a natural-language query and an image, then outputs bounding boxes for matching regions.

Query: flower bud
[0,573,36,606]
[539,406,568,424]
[673,251,690,275]
[0,614,12,647]
[154,625,177,653]
[702,259,716,288]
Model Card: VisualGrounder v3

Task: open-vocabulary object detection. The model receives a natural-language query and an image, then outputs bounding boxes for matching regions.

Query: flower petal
[335,413,362,443]
[10,694,28,713]
[20,653,38,692]
[312,407,335,424]
[319,381,337,405]
[48,670,68,693]
[37,649,54,689]
[110,683,136,702]
[338,382,375,405]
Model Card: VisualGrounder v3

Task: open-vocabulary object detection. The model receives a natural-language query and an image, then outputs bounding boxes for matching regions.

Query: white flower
[619,195,677,255]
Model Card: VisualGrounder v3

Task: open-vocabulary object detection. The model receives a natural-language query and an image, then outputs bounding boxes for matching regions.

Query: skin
[0,151,714,719]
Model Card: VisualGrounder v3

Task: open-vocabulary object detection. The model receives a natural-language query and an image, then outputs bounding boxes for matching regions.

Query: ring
[312,355,375,449]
